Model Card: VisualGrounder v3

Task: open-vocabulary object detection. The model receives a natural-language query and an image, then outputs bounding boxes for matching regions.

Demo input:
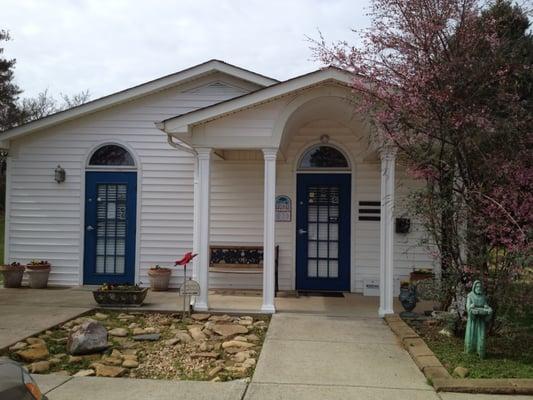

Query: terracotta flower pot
[148,268,172,291]
[0,264,25,288]
[26,266,51,288]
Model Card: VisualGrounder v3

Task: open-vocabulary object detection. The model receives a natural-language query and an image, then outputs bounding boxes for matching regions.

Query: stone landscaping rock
[103,356,123,366]
[191,352,219,359]
[118,313,136,320]
[17,344,49,362]
[144,327,159,334]
[233,336,248,342]
[73,369,95,377]
[9,342,28,351]
[92,363,126,378]
[122,359,139,368]
[48,357,62,366]
[222,340,254,349]
[208,365,223,378]
[128,323,139,329]
[67,321,108,355]
[242,358,256,368]
[238,319,253,326]
[26,338,47,346]
[453,366,470,378]
[188,327,207,341]
[209,315,232,322]
[122,349,138,356]
[233,351,252,363]
[111,349,123,359]
[132,328,146,335]
[93,313,108,321]
[108,328,128,337]
[191,313,211,321]
[175,332,193,343]
[212,324,248,337]
[165,338,180,346]
[246,334,259,342]
[68,355,83,364]
[29,361,50,373]
[132,333,161,341]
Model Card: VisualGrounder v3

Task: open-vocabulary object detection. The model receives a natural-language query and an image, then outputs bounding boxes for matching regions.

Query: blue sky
[1,0,371,100]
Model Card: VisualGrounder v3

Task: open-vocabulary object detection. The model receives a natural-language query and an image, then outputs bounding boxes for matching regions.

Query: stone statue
[464,280,493,359]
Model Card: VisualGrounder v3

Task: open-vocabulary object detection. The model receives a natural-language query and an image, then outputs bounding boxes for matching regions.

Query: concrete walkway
[2,287,530,399]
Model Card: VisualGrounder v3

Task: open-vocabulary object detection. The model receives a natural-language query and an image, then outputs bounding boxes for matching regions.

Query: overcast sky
[1,0,371,101]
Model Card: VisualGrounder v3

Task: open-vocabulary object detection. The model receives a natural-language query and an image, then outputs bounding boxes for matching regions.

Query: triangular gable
[0,60,278,142]
[157,67,353,136]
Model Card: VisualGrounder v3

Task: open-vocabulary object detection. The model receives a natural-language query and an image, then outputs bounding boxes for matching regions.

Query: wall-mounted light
[54,165,66,183]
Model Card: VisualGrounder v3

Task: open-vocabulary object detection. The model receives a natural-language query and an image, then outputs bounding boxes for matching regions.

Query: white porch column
[379,147,396,317]
[192,156,199,282]
[195,148,212,311]
[261,148,277,313]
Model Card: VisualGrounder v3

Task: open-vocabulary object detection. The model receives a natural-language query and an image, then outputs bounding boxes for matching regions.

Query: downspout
[166,133,197,156]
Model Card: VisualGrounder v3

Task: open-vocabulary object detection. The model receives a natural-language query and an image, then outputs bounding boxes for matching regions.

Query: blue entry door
[84,172,137,285]
[296,174,351,291]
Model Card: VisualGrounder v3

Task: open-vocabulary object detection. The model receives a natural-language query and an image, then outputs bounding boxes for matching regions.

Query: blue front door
[296,174,351,291]
[84,172,137,285]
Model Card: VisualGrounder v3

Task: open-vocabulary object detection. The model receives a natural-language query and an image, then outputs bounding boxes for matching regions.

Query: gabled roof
[157,67,353,135]
[0,60,279,141]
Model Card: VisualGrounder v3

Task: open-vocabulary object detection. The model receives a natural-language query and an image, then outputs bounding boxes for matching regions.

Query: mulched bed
[4,311,269,381]
[405,316,533,379]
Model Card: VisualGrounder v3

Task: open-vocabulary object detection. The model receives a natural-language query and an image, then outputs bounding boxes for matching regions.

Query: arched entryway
[83,144,138,285]
[295,144,352,292]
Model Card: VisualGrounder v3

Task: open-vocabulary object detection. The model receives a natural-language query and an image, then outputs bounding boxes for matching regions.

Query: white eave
[157,67,354,137]
[0,59,279,142]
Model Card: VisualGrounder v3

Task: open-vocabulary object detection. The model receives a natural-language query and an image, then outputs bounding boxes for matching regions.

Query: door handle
[298,228,308,235]
[86,225,95,232]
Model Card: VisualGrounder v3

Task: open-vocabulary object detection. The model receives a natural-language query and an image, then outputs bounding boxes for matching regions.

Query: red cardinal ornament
[175,252,197,266]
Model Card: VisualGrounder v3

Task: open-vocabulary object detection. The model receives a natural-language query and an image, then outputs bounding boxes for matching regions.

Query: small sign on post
[175,252,198,319]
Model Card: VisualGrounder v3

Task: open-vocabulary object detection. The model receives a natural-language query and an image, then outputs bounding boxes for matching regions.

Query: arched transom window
[298,145,349,170]
[88,144,135,167]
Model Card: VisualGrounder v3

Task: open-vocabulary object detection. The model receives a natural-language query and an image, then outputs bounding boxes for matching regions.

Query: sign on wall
[275,195,291,222]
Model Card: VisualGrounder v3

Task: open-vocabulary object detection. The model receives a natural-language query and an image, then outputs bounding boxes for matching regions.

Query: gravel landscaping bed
[3,311,269,382]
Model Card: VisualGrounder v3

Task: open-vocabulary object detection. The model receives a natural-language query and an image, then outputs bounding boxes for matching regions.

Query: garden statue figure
[464,280,493,359]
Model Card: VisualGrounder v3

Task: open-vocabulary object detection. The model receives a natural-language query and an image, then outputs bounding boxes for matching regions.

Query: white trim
[80,140,142,286]
[161,69,353,135]
[0,60,278,142]
[194,147,212,311]
[4,156,12,263]
[261,148,277,313]
[378,148,396,317]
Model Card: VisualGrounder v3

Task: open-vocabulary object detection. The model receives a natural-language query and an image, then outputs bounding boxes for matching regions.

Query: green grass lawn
[408,318,533,379]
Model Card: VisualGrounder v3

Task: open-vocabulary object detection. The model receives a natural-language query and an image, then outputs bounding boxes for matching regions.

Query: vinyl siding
[6,75,255,287]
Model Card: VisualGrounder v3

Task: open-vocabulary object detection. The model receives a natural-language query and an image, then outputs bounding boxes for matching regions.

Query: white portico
[157,67,401,316]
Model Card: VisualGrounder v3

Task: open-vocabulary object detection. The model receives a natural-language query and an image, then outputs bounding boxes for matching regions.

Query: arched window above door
[298,145,349,170]
[88,144,135,167]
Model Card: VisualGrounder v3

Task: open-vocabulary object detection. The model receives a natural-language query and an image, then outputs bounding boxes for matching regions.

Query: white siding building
[1,60,435,316]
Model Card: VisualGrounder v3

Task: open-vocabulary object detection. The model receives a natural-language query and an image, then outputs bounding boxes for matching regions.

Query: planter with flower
[0,262,25,288]
[409,268,434,283]
[92,283,148,307]
[25,260,51,289]
[147,265,172,291]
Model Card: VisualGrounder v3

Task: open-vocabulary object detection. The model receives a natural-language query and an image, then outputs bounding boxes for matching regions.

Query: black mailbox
[395,217,411,234]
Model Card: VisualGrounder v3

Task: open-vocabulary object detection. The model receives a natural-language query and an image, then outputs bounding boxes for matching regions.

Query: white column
[192,156,199,282]
[195,148,212,311]
[261,148,277,313]
[379,148,396,317]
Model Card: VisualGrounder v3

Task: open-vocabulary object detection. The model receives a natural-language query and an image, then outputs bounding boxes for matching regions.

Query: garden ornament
[175,252,197,319]
[399,284,418,317]
[464,280,493,359]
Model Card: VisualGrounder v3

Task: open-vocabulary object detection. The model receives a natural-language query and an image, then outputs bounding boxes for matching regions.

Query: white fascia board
[160,69,353,135]
[0,60,278,142]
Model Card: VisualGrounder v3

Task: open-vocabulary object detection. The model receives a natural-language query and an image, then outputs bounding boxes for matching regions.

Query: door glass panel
[95,183,128,275]
[306,185,340,280]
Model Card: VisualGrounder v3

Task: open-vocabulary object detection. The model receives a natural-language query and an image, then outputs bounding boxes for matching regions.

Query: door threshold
[297,291,345,298]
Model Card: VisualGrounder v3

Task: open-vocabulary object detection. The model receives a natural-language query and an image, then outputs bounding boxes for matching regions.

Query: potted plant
[147,265,171,291]
[92,283,148,307]
[409,268,434,283]
[0,262,25,288]
[25,260,51,289]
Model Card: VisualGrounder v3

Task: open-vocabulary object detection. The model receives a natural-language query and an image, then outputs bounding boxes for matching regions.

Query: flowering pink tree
[313,0,532,319]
